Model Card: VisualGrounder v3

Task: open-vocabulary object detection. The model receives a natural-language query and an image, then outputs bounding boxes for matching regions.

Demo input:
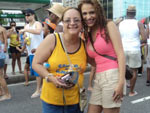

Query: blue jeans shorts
[29,55,39,77]
[42,101,82,113]
[0,59,5,68]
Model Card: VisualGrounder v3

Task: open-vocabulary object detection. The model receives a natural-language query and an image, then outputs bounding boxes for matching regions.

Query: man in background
[119,5,146,96]
[0,25,11,101]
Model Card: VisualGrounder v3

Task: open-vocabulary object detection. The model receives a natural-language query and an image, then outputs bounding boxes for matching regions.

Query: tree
[0,10,8,25]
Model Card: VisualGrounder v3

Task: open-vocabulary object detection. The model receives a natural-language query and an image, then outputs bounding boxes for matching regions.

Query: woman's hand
[113,83,124,103]
[31,49,36,53]
[50,76,67,88]
[19,29,25,34]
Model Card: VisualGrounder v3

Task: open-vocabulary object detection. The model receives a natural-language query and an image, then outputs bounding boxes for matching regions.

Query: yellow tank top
[41,33,87,105]
[10,34,20,47]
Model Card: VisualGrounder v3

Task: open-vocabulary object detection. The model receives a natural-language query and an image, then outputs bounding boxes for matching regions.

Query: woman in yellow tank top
[32,8,95,113]
[7,21,22,75]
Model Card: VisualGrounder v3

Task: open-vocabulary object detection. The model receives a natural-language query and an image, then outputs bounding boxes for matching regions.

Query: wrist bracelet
[45,73,53,82]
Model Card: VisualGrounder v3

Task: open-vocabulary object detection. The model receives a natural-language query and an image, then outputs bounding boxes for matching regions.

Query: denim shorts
[42,101,82,113]
[29,55,39,77]
[0,59,5,68]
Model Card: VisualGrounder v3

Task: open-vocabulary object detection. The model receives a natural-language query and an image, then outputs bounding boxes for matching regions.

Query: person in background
[19,9,43,98]
[138,21,148,77]
[0,25,11,101]
[78,0,125,113]
[16,32,30,86]
[119,5,146,96]
[46,4,65,33]
[115,17,124,28]
[4,37,10,79]
[7,21,22,75]
[146,20,150,86]
[32,7,89,113]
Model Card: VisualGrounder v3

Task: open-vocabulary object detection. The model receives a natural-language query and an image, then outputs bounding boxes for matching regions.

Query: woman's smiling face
[62,9,82,35]
[81,3,97,28]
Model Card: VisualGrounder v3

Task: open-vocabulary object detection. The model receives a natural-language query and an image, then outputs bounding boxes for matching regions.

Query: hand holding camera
[58,71,79,89]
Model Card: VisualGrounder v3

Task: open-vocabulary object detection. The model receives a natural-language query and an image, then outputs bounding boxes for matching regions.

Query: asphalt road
[1,72,150,113]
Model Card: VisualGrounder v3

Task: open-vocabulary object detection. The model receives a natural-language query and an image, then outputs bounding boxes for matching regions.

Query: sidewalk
[6,57,35,84]
[5,57,91,84]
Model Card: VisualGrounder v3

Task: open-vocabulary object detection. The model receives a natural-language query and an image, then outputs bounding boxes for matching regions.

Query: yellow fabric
[10,34,20,47]
[140,35,145,55]
[41,33,87,105]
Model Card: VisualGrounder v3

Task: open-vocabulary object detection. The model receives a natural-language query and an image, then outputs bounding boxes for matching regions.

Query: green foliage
[0,10,8,25]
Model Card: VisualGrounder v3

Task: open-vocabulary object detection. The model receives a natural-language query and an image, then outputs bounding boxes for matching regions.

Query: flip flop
[31,92,40,98]
[0,95,11,102]
[24,82,29,86]
[129,91,138,97]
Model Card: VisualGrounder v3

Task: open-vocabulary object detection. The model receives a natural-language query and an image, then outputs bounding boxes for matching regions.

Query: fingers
[55,77,67,88]
[51,76,75,89]
[56,78,74,89]
[113,91,123,103]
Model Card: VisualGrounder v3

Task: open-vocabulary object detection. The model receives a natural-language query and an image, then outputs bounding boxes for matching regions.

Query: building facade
[101,0,150,20]
[52,0,63,5]
[63,0,79,7]
[63,0,150,20]
[113,0,150,20]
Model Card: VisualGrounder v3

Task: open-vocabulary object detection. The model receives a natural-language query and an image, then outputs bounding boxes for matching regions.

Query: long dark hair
[78,0,110,43]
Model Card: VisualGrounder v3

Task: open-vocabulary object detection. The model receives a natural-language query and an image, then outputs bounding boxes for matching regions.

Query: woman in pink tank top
[78,0,125,113]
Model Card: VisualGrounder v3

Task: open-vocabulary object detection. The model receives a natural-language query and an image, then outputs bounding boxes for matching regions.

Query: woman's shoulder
[45,33,56,42]
[41,33,57,51]
[106,21,118,32]
[107,21,116,27]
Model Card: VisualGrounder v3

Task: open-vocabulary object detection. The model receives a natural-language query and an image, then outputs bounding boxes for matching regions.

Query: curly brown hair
[78,0,110,43]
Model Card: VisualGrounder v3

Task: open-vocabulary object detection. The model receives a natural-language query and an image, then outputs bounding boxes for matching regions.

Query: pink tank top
[87,29,118,72]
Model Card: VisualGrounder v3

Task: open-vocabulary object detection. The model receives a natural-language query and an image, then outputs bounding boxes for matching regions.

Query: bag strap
[88,32,117,61]
[58,33,74,70]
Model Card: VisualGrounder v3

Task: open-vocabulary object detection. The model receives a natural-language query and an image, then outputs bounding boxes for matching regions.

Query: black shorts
[26,56,30,65]
[9,46,21,54]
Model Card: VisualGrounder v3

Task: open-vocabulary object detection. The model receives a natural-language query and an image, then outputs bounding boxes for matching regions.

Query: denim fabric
[0,59,5,68]
[42,101,81,113]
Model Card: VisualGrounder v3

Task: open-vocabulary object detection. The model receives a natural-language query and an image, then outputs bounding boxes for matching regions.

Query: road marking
[131,96,150,104]
[8,81,36,87]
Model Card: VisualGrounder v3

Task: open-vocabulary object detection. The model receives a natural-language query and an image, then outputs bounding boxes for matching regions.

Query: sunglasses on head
[25,13,32,17]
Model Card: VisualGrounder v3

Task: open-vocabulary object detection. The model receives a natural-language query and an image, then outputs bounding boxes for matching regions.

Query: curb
[6,75,36,85]
[6,66,91,85]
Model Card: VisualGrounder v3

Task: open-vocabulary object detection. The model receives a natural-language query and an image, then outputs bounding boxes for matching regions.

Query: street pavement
[5,56,35,84]
[5,57,91,84]
[1,57,150,113]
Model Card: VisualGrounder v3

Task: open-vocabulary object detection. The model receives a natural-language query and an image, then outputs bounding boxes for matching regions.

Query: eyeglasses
[25,14,32,17]
[11,24,16,27]
[63,18,81,24]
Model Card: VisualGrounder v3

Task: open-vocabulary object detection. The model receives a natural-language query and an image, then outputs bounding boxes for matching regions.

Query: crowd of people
[0,0,150,113]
